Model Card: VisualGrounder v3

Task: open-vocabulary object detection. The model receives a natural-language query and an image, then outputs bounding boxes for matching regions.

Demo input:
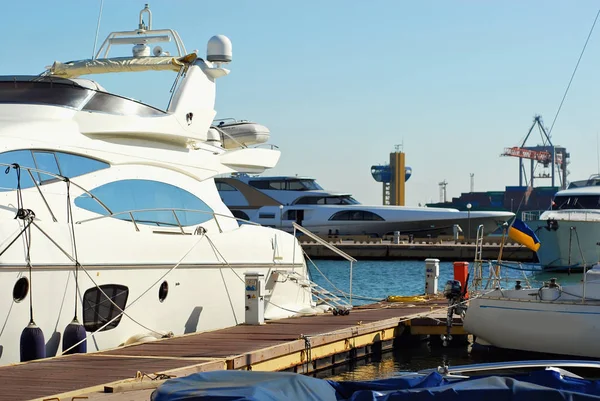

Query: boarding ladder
[309,281,352,315]
[278,270,352,315]
[471,224,485,291]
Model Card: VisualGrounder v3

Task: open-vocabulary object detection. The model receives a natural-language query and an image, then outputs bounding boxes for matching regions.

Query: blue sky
[2,1,600,206]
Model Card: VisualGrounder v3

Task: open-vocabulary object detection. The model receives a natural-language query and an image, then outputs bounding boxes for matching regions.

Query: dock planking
[0,298,462,401]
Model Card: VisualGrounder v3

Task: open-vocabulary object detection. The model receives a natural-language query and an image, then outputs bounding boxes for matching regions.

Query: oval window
[13,277,29,302]
[159,281,169,302]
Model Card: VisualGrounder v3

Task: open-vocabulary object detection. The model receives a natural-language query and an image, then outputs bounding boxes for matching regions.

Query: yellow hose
[386,294,429,303]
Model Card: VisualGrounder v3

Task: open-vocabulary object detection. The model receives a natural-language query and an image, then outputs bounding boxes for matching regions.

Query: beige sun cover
[48,53,198,78]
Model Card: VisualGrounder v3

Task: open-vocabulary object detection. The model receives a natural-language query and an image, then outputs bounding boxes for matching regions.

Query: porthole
[13,277,29,302]
[159,281,169,302]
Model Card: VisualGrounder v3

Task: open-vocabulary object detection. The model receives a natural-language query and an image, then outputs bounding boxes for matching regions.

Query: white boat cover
[48,54,198,78]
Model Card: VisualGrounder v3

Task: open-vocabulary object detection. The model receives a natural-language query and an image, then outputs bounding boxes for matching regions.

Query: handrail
[292,222,357,305]
[0,162,113,216]
[0,162,266,234]
[76,207,261,232]
[292,223,356,262]
[211,125,248,149]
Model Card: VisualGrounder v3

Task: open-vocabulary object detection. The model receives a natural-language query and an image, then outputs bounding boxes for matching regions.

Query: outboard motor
[441,279,468,346]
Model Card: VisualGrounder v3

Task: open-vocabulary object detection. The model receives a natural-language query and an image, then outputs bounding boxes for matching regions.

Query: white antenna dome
[132,44,151,57]
[207,35,232,63]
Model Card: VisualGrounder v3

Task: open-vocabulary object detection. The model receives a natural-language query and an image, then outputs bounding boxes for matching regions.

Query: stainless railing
[76,207,261,233]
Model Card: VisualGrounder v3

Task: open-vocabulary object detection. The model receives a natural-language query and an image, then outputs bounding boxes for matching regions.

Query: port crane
[500,115,568,189]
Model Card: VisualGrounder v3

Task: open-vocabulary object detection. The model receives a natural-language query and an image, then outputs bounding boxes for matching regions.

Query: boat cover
[48,54,198,78]
[151,369,600,401]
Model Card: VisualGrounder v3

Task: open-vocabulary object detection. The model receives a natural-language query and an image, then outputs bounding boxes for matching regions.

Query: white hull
[464,284,600,358]
[531,218,600,269]
[243,206,511,237]
[0,221,313,366]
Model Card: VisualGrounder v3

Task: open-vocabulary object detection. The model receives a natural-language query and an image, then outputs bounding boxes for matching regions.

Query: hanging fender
[546,219,559,231]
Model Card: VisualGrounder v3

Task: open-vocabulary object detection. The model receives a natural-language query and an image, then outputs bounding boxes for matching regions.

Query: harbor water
[308,259,585,381]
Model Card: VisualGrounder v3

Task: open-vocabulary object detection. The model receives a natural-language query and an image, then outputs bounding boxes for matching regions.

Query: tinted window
[284,210,297,220]
[75,179,213,226]
[552,195,600,210]
[249,179,321,191]
[294,196,320,205]
[0,150,109,191]
[83,284,129,332]
[216,181,237,191]
[0,80,91,108]
[231,210,249,220]
[55,152,109,178]
[268,181,285,190]
[83,92,165,116]
[298,179,322,190]
[363,211,384,221]
[249,180,270,190]
[294,195,360,205]
[32,151,60,183]
[0,151,36,190]
[287,180,307,190]
[329,210,384,221]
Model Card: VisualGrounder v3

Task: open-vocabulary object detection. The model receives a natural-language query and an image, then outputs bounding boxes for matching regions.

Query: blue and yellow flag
[508,218,541,252]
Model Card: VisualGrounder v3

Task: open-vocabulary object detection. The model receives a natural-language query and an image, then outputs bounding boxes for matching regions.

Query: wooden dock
[0,298,466,401]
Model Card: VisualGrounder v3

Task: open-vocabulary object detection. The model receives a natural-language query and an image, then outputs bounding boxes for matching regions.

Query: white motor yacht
[526,175,600,271]
[216,174,515,237]
[0,6,316,365]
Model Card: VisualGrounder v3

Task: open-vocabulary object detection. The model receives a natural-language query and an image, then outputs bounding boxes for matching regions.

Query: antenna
[470,173,474,193]
[91,0,105,59]
[597,132,599,175]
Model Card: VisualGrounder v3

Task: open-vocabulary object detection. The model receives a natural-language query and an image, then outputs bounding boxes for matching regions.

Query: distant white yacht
[528,175,600,270]
[216,174,514,237]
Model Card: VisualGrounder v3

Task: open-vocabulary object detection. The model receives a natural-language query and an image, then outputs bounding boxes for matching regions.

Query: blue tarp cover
[151,369,600,401]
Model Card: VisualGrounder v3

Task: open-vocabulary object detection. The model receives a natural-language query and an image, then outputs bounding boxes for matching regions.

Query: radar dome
[207,35,232,63]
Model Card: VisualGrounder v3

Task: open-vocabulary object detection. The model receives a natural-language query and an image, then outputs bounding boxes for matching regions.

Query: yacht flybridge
[0,5,317,365]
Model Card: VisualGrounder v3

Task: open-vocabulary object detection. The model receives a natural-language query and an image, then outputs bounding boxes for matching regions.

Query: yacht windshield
[552,194,600,210]
[0,77,92,109]
[294,179,322,190]
[0,76,165,116]
[568,176,600,189]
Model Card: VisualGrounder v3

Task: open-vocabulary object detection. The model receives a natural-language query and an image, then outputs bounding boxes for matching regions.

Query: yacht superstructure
[217,174,515,237]
[527,175,600,270]
[0,6,315,365]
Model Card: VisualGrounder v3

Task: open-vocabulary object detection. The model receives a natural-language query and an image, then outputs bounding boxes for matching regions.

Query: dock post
[424,258,440,295]
[244,272,265,325]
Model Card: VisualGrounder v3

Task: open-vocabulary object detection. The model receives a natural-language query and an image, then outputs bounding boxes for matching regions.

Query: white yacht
[0,6,316,365]
[216,174,515,237]
[527,175,600,270]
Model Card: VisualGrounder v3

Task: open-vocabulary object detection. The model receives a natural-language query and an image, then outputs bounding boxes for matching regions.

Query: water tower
[371,145,412,205]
